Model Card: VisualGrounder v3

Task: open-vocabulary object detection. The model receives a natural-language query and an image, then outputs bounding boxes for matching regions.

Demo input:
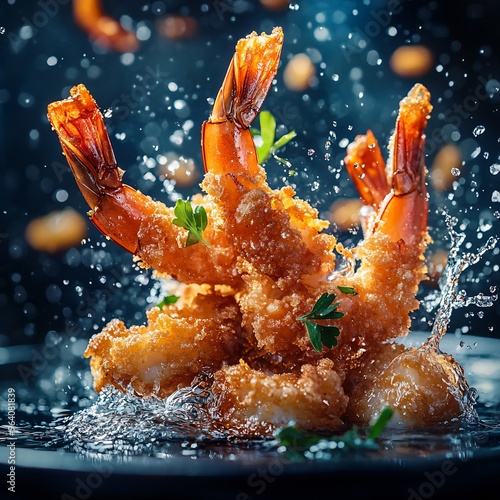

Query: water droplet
[307,149,315,156]
[0,27,6,35]
[473,125,485,136]
[492,190,500,202]
[490,163,500,175]
[471,146,481,158]
[451,167,461,176]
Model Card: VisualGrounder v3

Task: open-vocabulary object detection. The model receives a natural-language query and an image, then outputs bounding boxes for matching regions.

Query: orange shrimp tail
[377,84,431,246]
[47,84,152,255]
[201,27,284,179]
[209,27,284,127]
[345,130,390,209]
[346,84,431,247]
[73,0,139,53]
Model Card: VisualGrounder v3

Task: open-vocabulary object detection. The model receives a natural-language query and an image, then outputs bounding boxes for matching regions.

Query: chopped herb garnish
[367,407,394,439]
[297,293,344,352]
[156,295,180,309]
[274,425,324,448]
[338,286,358,295]
[251,110,297,164]
[275,407,394,455]
[172,199,210,247]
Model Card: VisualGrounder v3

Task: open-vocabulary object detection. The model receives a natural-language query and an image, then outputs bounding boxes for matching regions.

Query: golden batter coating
[85,291,244,399]
[210,359,348,435]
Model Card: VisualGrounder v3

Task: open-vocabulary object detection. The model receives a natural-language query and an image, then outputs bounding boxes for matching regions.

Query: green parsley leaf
[298,293,344,352]
[252,110,296,164]
[338,286,358,295]
[156,295,180,309]
[172,199,210,247]
[275,407,394,455]
[367,407,394,439]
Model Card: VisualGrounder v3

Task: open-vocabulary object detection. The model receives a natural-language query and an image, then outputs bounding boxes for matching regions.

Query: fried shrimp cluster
[47,28,470,435]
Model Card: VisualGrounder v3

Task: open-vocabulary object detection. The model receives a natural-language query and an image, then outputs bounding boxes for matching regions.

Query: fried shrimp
[85,289,243,399]
[48,27,471,435]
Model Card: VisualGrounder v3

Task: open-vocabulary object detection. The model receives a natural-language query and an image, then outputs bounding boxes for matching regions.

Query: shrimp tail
[346,84,432,247]
[210,26,284,127]
[344,130,390,209]
[201,27,284,179]
[47,84,154,255]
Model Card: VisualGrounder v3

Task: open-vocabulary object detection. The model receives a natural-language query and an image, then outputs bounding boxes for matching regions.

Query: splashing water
[421,213,499,419]
[61,372,236,457]
[427,214,498,350]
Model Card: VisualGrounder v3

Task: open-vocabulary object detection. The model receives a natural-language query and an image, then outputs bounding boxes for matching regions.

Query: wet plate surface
[1,333,500,500]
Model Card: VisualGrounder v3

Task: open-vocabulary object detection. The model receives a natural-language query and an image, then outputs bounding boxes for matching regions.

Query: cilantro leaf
[156,295,180,308]
[252,110,296,164]
[338,286,358,295]
[298,293,344,352]
[172,199,210,247]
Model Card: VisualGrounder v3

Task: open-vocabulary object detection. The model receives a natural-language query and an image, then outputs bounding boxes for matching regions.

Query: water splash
[61,372,235,456]
[422,213,498,419]
[426,213,498,349]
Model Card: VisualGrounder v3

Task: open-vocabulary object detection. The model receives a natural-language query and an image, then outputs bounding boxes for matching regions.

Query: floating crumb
[283,53,316,92]
[157,15,197,40]
[389,45,434,78]
[25,208,87,253]
[329,198,363,231]
[430,143,463,191]
[157,152,199,187]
